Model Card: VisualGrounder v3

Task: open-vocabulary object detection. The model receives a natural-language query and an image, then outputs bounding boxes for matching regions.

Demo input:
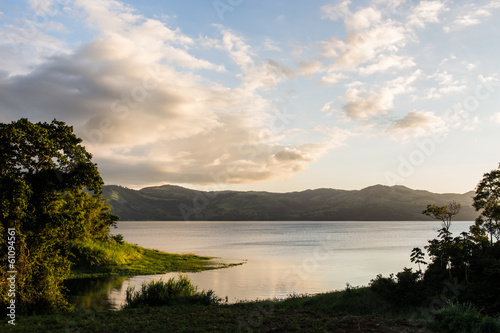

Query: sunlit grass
[68,239,242,278]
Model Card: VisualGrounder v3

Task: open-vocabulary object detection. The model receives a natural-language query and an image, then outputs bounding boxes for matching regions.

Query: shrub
[125,275,221,308]
[370,268,424,306]
[430,302,500,333]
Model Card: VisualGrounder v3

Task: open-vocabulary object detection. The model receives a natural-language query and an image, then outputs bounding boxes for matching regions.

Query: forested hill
[102,184,477,221]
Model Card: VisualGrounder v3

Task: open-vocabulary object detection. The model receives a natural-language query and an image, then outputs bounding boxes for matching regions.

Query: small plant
[125,275,221,308]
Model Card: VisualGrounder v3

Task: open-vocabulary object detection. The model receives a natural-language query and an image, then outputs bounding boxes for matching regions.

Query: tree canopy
[472,164,500,245]
[0,118,118,313]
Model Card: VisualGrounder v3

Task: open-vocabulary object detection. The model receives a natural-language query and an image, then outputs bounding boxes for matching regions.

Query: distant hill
[102,184,477,221]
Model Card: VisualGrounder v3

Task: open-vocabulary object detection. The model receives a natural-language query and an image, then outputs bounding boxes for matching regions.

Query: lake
[66,220,473,310]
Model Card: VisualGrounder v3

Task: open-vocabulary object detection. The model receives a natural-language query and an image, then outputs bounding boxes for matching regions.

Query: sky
[0,0,499,194]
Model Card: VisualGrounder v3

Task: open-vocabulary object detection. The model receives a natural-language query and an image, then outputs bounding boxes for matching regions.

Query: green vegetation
[68,239,239,278]
[124,275,221,308]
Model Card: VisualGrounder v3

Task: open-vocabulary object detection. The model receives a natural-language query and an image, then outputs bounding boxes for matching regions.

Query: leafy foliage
[0,118,118,313]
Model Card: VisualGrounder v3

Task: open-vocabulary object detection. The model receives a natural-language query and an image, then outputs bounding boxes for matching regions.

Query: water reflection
[64,276,127,311]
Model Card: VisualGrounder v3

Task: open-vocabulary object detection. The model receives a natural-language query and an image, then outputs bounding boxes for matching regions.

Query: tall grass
[124,275,221,308]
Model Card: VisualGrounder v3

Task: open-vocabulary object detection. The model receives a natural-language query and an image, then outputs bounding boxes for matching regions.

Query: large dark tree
[0,118,117,313]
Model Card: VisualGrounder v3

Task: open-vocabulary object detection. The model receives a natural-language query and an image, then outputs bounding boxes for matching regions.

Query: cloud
[388,110,447,138]
[321,1,351,21]
[263,37,281,51]
[0,0,332,188]
[298,60,323,78]
[217,26,294,91]
[423,71,467,98]
[407,1,448,28]
[445,2,500,31]
[337,71,420,121]
[322,23,407,70]
[358,54,415,75]
[320,72,347,86]
[345,7,382,30]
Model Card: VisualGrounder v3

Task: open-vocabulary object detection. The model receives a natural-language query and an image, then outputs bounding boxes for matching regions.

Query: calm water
[67,221,473,310]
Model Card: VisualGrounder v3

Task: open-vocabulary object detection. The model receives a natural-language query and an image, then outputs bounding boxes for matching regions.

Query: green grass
[68,239,243,278]
[4,290,433,333]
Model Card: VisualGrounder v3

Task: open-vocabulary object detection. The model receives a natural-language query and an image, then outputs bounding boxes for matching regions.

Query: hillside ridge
[102,184,476,221]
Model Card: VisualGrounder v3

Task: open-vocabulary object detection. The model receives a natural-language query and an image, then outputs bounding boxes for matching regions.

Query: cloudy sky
[1,0,499,193]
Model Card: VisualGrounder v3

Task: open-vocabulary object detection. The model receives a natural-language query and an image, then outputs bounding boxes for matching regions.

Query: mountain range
[102,184,477,222]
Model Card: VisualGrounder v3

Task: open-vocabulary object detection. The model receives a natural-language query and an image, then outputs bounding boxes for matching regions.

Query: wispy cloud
[445,1,500,32]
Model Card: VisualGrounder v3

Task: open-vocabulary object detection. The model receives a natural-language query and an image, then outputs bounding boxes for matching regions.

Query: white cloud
[345,7,382,30]
[322,23,407,70]
[337,71,420,121]
[407,1,448,28]
[358,54,415,75]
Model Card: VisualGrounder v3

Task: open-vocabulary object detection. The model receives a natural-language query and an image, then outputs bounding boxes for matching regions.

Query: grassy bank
[68,239,243,278]
[5,288,432,333]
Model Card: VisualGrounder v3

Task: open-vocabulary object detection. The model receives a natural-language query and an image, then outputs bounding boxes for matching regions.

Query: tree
[422,202,461,279]
[410,247,427,272]
[0,118,118,313]
[422,202,461,232]
[472,164,500,245]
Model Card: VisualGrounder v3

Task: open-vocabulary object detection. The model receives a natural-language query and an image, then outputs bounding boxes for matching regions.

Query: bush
[431,302,500,333]
[370,268,424,306]
[125,275,221,308]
